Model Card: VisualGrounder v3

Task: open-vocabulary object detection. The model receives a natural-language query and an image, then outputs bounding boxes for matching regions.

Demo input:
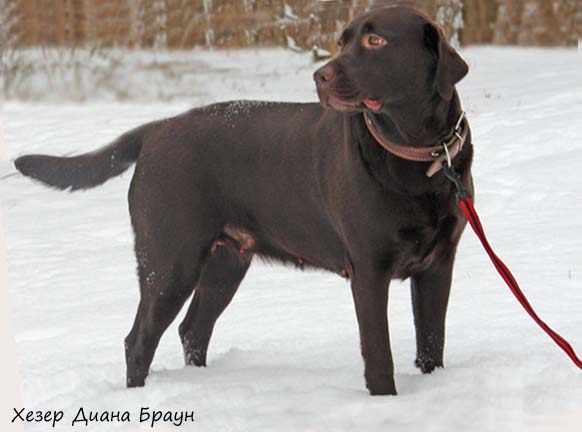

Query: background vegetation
[5,0,582,51]
[1,1,580,101]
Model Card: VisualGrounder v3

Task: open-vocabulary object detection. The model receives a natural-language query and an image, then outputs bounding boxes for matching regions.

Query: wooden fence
[5,0,582,51]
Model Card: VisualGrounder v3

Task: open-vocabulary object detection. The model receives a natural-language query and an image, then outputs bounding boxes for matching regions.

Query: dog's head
[313,6,468,112]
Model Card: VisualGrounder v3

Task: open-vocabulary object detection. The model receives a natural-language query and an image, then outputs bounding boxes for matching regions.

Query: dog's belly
[211,219,348,275]
[211,213,457,281]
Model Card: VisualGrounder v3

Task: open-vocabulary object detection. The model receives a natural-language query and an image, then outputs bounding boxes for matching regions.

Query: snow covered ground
[1,48,582,431]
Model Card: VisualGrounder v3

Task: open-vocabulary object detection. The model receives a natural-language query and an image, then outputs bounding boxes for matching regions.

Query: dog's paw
[126,375,146,388]
[365,372,397,396]
[414,357,443,374]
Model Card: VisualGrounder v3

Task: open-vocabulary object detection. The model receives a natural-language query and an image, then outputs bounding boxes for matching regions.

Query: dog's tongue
[363,99,382,111]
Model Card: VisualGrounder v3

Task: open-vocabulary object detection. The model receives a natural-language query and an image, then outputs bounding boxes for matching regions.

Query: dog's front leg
[410,253,455,374]
[350,265,396,395]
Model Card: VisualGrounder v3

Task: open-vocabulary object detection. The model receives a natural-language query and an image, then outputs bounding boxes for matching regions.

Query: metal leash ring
[442,142,452,167]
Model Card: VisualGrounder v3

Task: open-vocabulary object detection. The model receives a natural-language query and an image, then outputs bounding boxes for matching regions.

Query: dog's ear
[424,22,468,100]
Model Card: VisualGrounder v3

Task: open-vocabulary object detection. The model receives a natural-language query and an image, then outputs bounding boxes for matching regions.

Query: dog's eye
[337,39,343,49]
[363,34,387,48]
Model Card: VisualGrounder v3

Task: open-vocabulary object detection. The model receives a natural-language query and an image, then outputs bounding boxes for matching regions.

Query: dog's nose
[314,65,335,87]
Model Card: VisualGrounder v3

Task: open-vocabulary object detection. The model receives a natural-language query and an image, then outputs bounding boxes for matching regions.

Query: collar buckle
[429,111,467,160]
[363,110,469,178]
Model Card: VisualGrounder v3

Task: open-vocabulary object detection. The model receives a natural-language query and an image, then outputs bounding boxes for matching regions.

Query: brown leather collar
[363,111,468,177]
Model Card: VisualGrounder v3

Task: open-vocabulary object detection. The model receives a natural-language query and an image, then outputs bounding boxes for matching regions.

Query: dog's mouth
[317,89,382,113]
[362,99,382,111]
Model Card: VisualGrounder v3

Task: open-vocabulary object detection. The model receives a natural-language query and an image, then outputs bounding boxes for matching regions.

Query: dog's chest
[389,201,458,278]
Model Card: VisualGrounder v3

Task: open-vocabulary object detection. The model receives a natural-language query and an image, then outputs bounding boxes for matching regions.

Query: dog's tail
[14,121,160,191]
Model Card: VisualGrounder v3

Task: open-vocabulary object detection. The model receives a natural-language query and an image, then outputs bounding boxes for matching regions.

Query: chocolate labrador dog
[14,5,473,395]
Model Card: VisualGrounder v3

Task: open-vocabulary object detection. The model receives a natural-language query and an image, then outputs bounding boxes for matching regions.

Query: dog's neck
[366,91,463,149]
[354,90,468,195]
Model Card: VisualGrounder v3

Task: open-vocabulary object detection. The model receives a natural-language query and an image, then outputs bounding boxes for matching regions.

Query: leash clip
[442,164,470,203]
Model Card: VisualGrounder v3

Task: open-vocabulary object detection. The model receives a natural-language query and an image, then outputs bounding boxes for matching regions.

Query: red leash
[443,166,582,369]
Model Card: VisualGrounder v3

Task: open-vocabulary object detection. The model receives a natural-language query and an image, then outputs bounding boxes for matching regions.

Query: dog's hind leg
[124,242,206,387]
[178,243,252,367]
[124,175,218,387]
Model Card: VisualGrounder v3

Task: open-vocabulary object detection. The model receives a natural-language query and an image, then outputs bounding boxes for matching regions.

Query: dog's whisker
[1,172,20,180]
